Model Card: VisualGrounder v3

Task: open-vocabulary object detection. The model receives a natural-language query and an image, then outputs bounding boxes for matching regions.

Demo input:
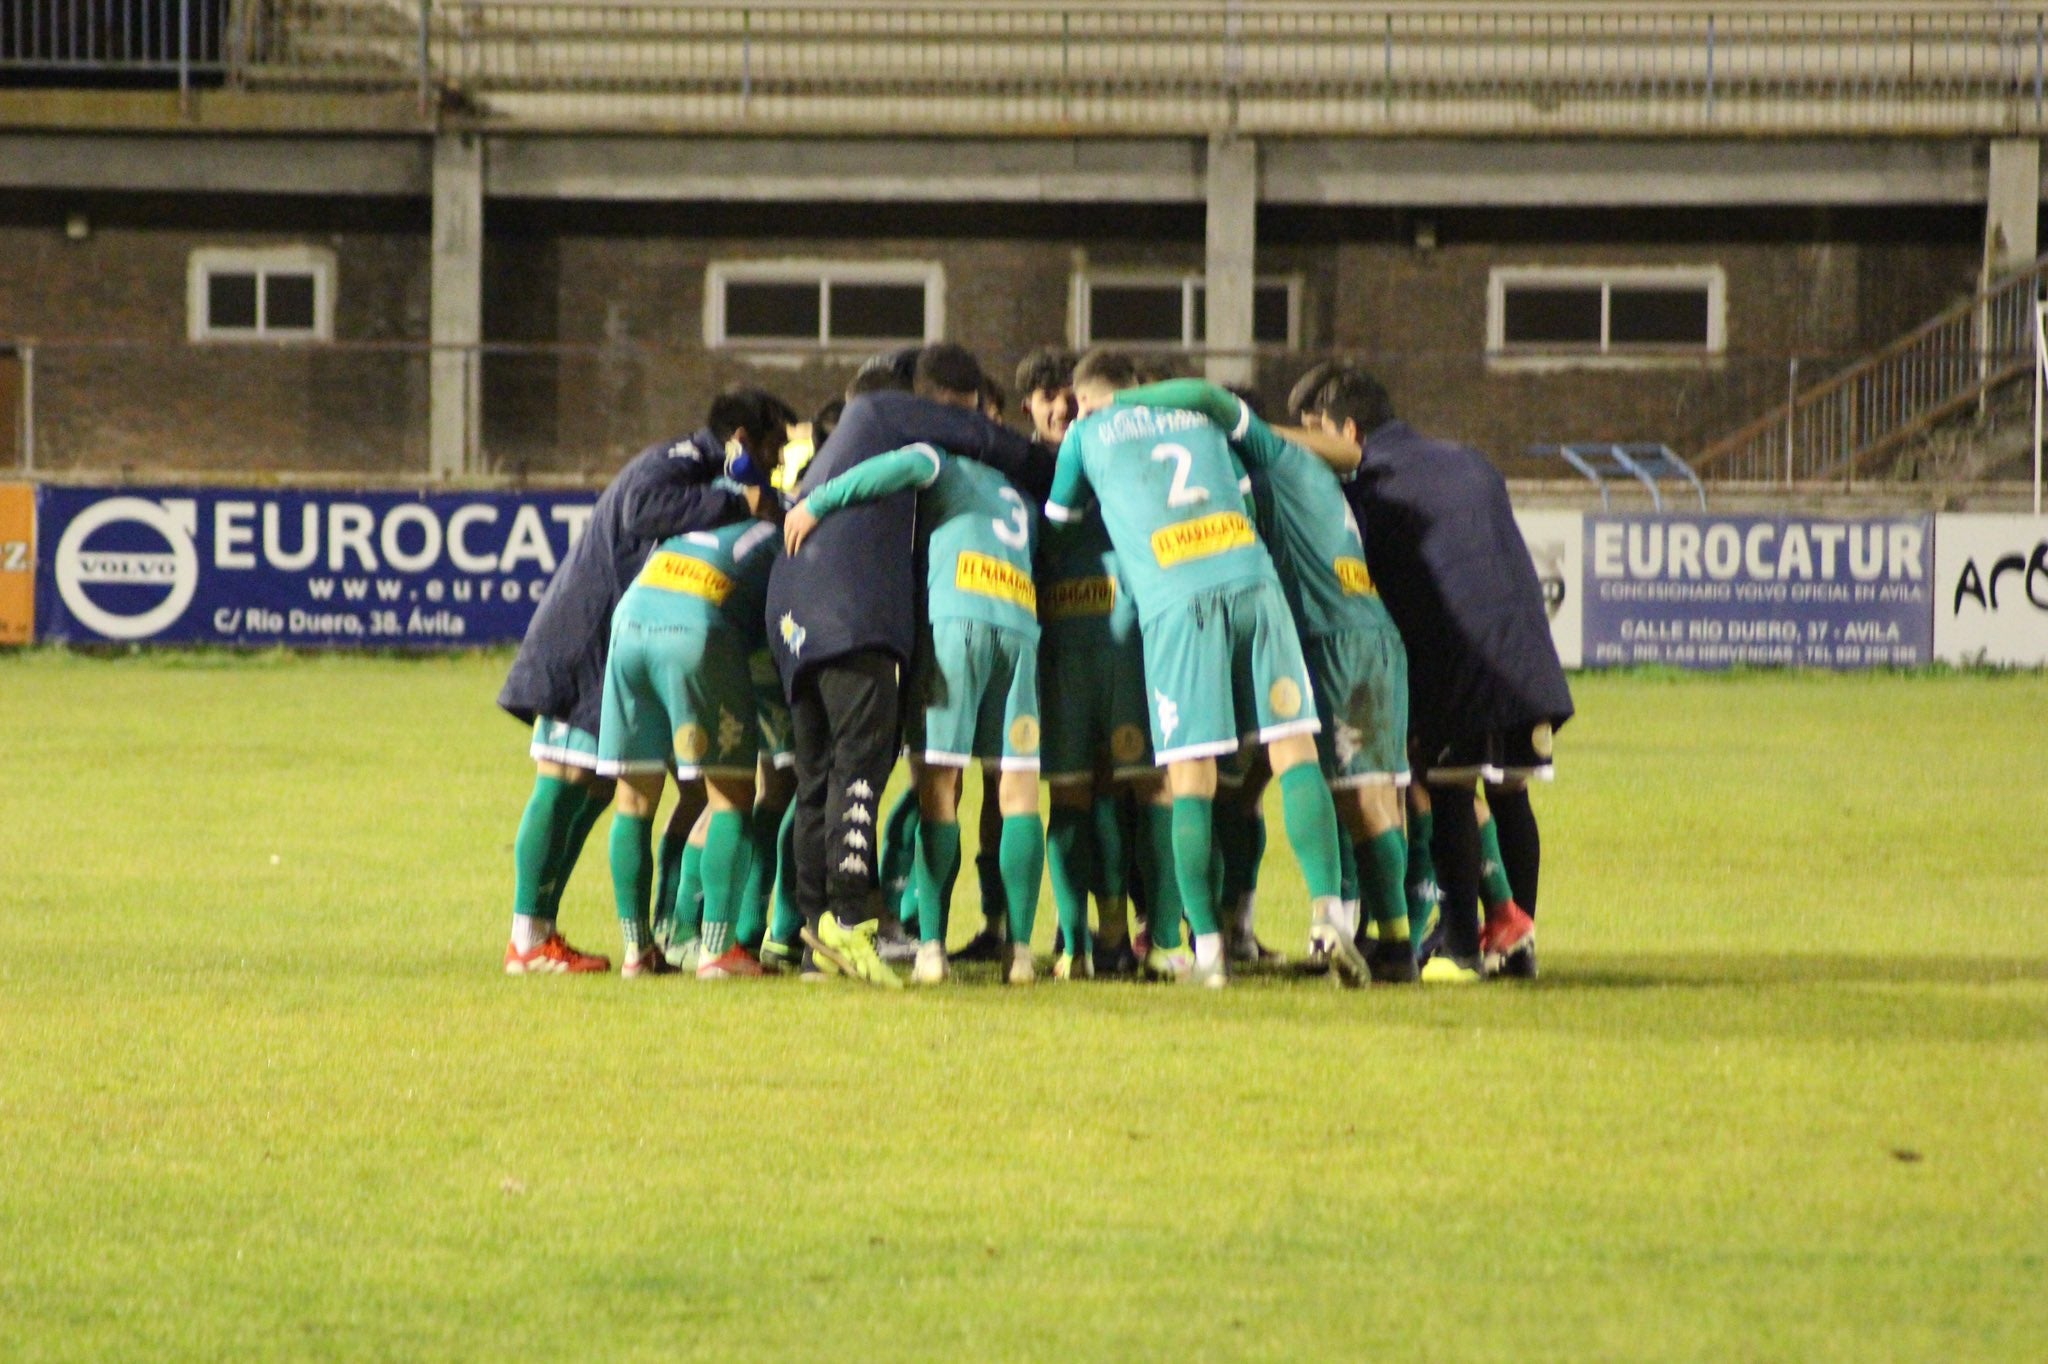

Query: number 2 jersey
[1045,402,1277,623]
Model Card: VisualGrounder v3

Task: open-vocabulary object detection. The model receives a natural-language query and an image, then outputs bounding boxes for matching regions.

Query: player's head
[1071,346,1141,416]
[1132,354,1183,385]
[706,386,798,480]
[913,342,985,410]
[1286,360,1344,423]
[848,347,918,398]
[1306,367,1395,447]
[1014,345,1077,444]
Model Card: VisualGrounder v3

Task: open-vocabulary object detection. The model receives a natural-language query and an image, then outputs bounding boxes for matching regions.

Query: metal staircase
[1694,253,2048,483]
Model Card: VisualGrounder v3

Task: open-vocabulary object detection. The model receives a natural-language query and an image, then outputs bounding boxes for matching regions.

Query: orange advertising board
[0,483,33,644]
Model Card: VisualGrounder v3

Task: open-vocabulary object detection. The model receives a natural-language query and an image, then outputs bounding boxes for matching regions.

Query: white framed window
[187,246,336,343]
[705,260,946,350]
[1071,271,1300,350]
[1487,265,1725,368]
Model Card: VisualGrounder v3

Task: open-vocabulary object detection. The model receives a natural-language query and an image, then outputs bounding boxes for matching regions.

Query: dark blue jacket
[766,390,1053,694]
[1344,420,1573,750]
[499,430,748,735]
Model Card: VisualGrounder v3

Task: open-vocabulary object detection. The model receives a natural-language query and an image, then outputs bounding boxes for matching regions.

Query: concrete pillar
[430,133,483,478]
[1983,138,2040,282]
[1204,133,1257,388]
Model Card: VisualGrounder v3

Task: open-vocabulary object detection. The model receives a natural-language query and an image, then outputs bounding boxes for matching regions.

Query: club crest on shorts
[1009,715,1041,754]
[674,724,710,762]
[1111,724,1147,765]
[1269,678,1303,720]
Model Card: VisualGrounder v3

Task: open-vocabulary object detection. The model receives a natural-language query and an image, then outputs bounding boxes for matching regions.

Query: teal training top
[1121,379,1397,641]
[1035,508,1135,641]
[805,442,1041,635]
[616,515,781,647]
[1045,401,1278,624]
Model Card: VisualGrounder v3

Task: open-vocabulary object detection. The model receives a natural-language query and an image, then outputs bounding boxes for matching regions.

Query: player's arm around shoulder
[1042,424,1094,526]
[783,443,944,554]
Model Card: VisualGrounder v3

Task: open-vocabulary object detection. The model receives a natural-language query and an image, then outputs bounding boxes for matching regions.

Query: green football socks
[1359,828,1411,941]
[769,799,803,947]
[1141,803,1187,950]
[673,840,706,943]
[512,774,576,922]
[608,811,655,950]
[1406,807,1438,926]
[1170,797,1220,938]
[544,782,609,919]
[734,802,782,950]
[1000,812,1046,947]
[914,817,963,945]
[1277,764,1344,902]
[1046,804,1096,960]
[1478,813,1515,911]
[699,809,746,959]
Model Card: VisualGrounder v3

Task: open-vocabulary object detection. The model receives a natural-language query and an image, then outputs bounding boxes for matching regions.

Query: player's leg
[1215,757,1271,964]
[608,771,675,977]
[737,756,793,952]
[808,650,904,988]
[697,770,764,978]
[1237,583,1356,986]
[1045,780,1097,978]
[911,758,965,984]
[655,783,709,966]
[1404,776,1440,956]
[991,629,1045,985]
[1424,748,1486,982]
[1478,721,1552,976]
[878,785,922,937]
[506,741,612,973]
[1316,626,1416,982]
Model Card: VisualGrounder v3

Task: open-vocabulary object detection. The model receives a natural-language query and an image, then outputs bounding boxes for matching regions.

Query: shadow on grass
[1546,951,2048,991]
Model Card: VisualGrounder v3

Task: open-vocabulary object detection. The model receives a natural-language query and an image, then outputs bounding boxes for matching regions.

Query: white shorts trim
[769,752,797,771]
[1044,770,1094,787]
[594,757,668,778]
[996,756,1042,773]
[1424,764,1488,785]
[1257,718,1322,745]
[533,743,603,771]
[921,748,975,769]
[675,762,759,781]
[1154,736,1243,766]
[1329,770,1412,790]
[1487,764,1555,784]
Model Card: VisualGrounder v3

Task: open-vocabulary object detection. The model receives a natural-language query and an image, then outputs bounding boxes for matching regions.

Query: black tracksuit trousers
[790,649,900,928]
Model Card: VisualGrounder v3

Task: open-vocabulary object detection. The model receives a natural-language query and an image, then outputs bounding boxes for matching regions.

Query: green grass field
[2,652,2043,1362]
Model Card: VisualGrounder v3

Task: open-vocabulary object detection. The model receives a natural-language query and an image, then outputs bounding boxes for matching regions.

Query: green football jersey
[1035,509,1125,636]
[616,518,780,648]
[1047,402,1277,624]
[1248,439,1397,641]
[919,454,1041,633]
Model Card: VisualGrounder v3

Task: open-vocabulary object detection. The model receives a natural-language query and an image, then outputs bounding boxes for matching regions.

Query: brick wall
[1,191,1983,477]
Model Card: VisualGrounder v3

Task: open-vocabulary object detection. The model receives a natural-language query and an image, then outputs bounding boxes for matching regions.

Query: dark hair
[706,386,798,443]
[1285,360,1344,422]
[1132,354,1183,385]
[979,374,1008,418]
[1314,368,1396,436]
[1072,346,1141,392]
[849,348,918,397]
[1013,345,1076,398]
[1223,384,1268,423]
[810,397,845,447]
[914,342,984,400]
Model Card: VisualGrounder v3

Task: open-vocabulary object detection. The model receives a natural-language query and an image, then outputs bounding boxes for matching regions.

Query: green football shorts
[750,648,795,771]
[1305,623,1411,788]
[1039,618,1152,783]
[906,617,1042,771]
[1139,577,1319,766]
[530,715,601,772]
[597,618,758,779]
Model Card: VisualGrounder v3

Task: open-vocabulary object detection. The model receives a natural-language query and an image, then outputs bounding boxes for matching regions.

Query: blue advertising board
[1583,514,1934,668]
[33,486,595,647]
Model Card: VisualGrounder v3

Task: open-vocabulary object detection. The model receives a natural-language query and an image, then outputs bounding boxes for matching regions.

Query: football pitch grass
[2,653,2043,1363]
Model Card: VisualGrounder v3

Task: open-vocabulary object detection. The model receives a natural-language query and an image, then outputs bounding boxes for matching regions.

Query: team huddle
[495,342,1573,989]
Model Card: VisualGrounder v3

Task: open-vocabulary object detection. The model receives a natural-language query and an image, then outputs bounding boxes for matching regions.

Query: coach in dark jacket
[1305,367,1569,974]
[766,344,1053,971]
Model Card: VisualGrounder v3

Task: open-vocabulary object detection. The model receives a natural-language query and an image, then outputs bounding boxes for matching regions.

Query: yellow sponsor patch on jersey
[956,551,1037,611]
[638,551,734,604]
[1334,556,1378,596]
[1151,511,1256,568]
[1042,575,1116,621]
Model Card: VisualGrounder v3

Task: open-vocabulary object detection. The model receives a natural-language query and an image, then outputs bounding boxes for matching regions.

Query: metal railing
[1694,254,2048,483]
[12,2,2048,134]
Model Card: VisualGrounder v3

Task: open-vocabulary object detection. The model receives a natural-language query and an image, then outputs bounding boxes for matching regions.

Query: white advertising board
[1933,514,2048,665]
[1515,509,1584,669]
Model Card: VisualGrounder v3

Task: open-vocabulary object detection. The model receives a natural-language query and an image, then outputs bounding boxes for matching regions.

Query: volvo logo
[54,497,199,640]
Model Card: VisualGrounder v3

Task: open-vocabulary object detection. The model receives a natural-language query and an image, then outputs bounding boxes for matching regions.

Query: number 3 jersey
[1046,402,1277,623]
[918,454,1042,637]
